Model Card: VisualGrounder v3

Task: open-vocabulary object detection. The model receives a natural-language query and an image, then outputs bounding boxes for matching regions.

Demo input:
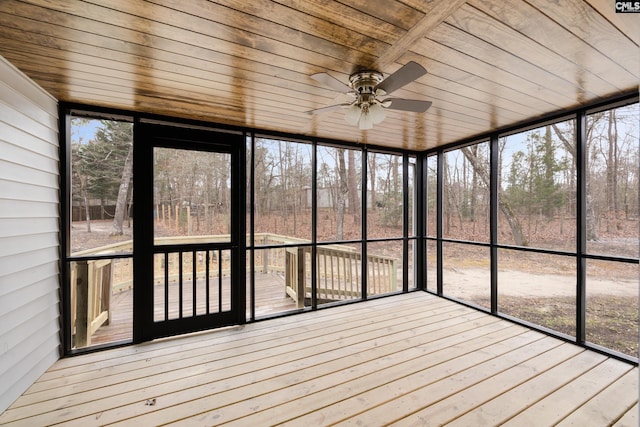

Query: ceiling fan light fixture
[347,71,385,130]
[345,104,361,125]
[369,102,386,124]
[358,109,374,130]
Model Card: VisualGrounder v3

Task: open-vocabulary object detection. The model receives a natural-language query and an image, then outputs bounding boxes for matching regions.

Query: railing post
[389,258,397,292]
[285,250,290,295]
[297,247,305,308]
[75,260,89,347]
[263,247,269,274]
[187,205,192,235]
[100,260,112,326]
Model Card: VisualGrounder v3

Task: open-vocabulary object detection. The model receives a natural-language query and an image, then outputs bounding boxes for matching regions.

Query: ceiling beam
[377,0,468,69]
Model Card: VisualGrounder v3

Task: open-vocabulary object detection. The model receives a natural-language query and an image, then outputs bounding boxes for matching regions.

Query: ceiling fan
[307,61,432,130]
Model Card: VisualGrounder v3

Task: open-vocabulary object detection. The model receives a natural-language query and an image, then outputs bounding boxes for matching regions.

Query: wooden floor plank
[330,342,585,426]
[162,323,525,426]
[384,344,588,427]
[222,329,546,427]
[502,358,634,426]
[438,350,608,426]
[556,368,639,426]
[614,403,639,427]
[78,306,494,425]
[0,292,636,427]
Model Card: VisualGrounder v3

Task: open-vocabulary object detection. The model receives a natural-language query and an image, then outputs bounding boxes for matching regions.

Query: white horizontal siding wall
[0,56,60,414]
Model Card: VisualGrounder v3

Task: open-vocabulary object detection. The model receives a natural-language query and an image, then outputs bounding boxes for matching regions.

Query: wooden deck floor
[90,272,298,346]
[2,292,637,426]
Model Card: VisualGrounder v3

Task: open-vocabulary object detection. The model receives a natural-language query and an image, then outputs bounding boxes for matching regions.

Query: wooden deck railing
[70,259,112,347]
[284,245,398,308]
[70,233,399,345]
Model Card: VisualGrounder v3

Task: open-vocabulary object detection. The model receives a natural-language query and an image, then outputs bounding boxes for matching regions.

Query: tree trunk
[368,153,377,211]
[586,194,599,241]
[470,146,478,234]
[127,187,133,228]
[443,154,451,234]
[75,172,91,233]
[347,149,360,223]
[606,110,615,231]
[336,149,348,240]
[111,143,133,236]
[83,188,91,233]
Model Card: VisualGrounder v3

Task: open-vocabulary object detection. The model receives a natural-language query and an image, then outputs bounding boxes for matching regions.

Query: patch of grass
[474,295,638,357]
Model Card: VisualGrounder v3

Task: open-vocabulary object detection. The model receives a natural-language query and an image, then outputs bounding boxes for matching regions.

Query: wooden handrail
[284,245,398,307]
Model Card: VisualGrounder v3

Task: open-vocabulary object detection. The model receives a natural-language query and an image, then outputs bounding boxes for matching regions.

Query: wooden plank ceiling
[0,0,637,150]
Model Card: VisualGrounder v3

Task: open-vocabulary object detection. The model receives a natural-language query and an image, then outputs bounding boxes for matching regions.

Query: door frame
[133,121,246,343]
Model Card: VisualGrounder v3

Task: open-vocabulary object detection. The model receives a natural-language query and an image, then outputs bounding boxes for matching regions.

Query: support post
[74,260,89,347]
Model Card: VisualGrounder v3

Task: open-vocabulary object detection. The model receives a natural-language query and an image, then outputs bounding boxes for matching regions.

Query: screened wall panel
[427,99,639,361]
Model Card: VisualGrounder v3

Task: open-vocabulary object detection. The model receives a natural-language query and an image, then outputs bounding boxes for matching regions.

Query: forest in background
[428,104,639,258]
[70,103,638,260]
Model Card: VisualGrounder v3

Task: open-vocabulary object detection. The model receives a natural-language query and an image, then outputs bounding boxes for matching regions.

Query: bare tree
[368,153,377,211]
[335,149,348,240]
[347,149,360,224]
[110,142,133,235]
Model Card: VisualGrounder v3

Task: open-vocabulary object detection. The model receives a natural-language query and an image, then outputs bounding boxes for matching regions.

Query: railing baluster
[218,249,223,312]
[192,250,197,316]
[330,253,335,300]
[178,251,183,319]
[342,253,348,298]
[355,253,360,297]
[164,253,169,321]
[337,252,342,300]
[205,250,210,314]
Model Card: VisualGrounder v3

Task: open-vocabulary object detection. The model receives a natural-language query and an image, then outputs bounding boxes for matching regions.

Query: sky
[70,118,103,144]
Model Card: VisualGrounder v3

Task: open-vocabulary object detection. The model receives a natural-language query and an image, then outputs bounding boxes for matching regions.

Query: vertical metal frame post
[576,110,587,344]
[59,107,72,354]
[311,141,318,309]
[490,135,499,313]
[415,153,426,290]
[436,151,444,295]
[248,133,256,321]
[361,146,369,300]
[402,154,409,292]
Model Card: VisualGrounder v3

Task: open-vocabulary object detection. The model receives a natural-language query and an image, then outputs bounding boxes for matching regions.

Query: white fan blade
[383,98,432,112]
[375,61,427,95]
[310,72,352,93]
[306,103,351,115]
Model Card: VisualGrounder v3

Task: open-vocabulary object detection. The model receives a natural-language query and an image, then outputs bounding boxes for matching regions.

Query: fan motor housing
[349,71,384,95]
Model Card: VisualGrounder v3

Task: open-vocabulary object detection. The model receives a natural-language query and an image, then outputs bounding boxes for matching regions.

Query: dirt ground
[442,267,638,357]
[70,220,133,253]
[442,267,637,299]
